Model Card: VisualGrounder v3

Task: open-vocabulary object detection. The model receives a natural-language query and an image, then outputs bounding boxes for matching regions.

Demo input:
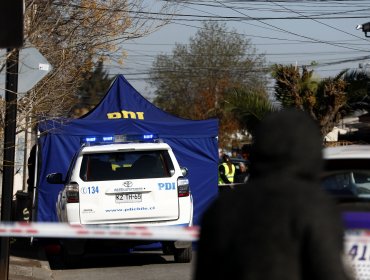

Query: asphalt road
[9,238,196,280]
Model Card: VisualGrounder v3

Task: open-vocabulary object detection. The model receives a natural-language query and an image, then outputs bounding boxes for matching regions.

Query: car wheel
[174,246,192,263]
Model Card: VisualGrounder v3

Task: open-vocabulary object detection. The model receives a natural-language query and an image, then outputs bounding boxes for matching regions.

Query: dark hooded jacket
[195,109,351,280]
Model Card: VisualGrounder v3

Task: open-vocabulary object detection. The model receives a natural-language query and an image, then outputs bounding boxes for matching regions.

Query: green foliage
[149,21,268,147]
[77,60,113,106]
[271,64,347,136]
[271,64,319,110]
[149,21,268,120]
[72,60,114,117]
[225,87,278,136]
[342,68,370,112]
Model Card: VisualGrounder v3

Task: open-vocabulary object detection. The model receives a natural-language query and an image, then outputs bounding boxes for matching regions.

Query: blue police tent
[36,74,219,225]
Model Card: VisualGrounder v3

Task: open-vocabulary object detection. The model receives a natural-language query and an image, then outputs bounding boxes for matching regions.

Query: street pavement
[9,238,53,280]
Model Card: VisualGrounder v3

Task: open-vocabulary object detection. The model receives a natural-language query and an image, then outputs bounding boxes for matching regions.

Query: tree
[2,0,176,134]
[149,21,268,147]
[0,0,176,175]
[271,64,347,137]
[225,87,278,137]
[71,60,114,118]
[342,68,370,112]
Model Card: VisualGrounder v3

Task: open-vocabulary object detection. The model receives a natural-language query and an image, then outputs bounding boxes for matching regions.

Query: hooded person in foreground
[195,109,352,280]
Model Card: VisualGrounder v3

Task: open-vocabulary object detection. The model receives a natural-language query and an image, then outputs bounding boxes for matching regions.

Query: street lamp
[356,22,370,37]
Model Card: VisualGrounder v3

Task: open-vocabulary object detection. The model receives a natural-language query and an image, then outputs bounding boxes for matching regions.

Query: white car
[47,137,193,264]
[322,145,370,279]
[322,145,370,200]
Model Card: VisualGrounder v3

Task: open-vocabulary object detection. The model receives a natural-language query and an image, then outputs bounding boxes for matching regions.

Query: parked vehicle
[322,145,370,279]
[322,145,370,211]
[46,136,193,264]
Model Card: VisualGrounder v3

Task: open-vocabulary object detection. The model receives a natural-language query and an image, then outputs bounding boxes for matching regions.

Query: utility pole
[0,48,19,280]
[0,1,23,278]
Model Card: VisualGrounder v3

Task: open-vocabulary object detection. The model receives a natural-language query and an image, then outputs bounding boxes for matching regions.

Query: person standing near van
[218,154,235,184]
[234,162,249,183]
[196,109,352,280]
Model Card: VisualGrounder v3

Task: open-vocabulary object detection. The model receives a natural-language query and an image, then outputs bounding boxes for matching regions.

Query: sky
[107,0,370,99]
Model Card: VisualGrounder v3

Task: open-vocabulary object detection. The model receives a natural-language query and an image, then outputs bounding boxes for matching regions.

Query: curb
[9,238,53,280]
[9,256,52,280]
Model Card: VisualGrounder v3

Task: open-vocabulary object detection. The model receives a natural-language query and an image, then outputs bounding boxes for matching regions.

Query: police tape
[0,222,199,241]
[1,222,368,244]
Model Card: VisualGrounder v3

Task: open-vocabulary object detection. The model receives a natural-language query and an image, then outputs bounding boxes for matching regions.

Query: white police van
[46,135,193,264]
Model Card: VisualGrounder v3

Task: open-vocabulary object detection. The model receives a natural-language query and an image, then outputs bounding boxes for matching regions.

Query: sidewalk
[9,255,52,280]
[8,238,53,280]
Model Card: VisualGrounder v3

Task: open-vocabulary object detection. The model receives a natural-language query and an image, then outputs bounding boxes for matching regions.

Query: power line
[268,0,370,43]
[106,0,370,90]
[212,0,370,52]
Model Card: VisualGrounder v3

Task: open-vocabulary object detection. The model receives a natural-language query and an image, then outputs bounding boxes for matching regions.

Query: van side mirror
[46,173,65,184]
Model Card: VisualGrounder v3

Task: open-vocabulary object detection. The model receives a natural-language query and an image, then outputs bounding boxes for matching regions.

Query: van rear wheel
[174,246,192,263]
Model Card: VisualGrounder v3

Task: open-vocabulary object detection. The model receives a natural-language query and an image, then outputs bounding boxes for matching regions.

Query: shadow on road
[9,238,186,271]
[47,250,172,270]
[10,237,48,261]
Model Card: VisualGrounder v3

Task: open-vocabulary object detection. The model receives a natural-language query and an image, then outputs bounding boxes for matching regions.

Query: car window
[322,159,370,198]
[79,150,174,181]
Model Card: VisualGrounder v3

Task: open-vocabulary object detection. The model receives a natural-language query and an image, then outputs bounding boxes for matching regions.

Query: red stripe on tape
[140,231,152,236]
[93,231,106,235]
[76,230,89,235]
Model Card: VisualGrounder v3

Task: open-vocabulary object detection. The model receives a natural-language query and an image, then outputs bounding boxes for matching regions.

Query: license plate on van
[115,193,142,203]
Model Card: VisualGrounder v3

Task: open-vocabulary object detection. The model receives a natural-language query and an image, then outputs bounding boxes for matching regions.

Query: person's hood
[249,109,323,181]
